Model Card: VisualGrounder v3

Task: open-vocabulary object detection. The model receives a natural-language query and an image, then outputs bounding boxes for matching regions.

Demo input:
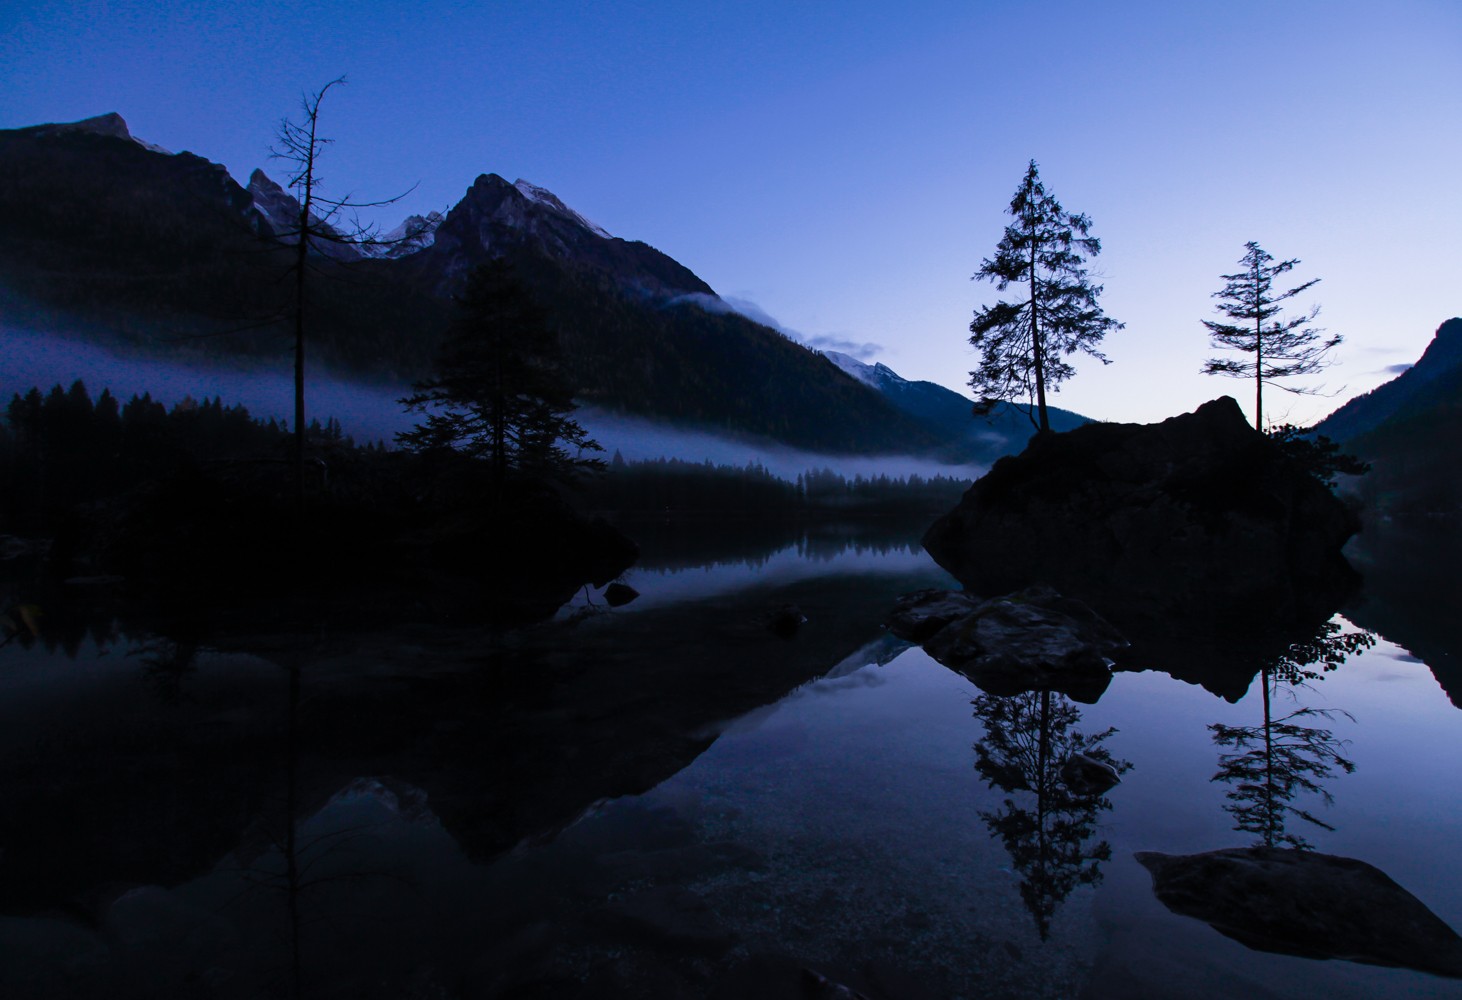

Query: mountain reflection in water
[2,516,1462,998]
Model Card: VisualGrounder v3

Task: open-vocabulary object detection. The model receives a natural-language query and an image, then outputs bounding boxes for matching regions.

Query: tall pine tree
[969,161,1122,432]
[397,259,603,503]
[1201,242,1338,430]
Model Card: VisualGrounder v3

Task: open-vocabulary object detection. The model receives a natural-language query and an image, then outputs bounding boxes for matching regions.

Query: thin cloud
[720,295,884,361]
[803,334,883,360]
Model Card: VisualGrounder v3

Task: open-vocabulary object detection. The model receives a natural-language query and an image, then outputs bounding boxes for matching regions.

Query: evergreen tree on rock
[968,160,1122,432]
[397,258,604,503]
[1201,241,1338,431]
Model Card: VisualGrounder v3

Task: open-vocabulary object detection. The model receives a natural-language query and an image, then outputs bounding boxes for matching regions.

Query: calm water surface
[2,518,1460,999]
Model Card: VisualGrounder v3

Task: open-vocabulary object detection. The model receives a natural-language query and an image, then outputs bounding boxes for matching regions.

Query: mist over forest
[0,325,988,483]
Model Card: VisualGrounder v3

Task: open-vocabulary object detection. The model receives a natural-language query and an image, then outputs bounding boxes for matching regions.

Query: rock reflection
[972,689,1132,939]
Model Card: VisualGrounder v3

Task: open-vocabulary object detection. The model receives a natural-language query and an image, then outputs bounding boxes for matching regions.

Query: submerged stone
[1061,753,1121,797]
[886,588,983,642]
[588,884,735,955]
[1134,847,1462,978]
[888,585,1124,702]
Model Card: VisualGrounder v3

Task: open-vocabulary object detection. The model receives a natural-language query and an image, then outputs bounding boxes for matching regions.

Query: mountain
[0,114,951,457]
[406,171,717,299]
[19,111,174,154]
[1312,318,1462,513]
[1313,318,1462,442]
[821,351,1092,463]
[0,113,286,338]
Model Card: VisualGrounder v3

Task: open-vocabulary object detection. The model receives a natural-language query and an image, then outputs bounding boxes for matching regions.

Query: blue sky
[3,0,1459,426]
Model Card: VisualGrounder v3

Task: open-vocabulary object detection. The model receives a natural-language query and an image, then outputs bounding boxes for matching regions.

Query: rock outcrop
[887,584,1125,702]
[922,397,1361,625]
[1135,847,1462,978]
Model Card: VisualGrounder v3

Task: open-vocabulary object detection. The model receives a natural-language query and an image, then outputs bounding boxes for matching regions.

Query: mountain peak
[377,210,444,258]
[424,173,713,299]
[25,112,172,154]
[822,350,907,389]
[513,179,611,238]
[245,168,362,261]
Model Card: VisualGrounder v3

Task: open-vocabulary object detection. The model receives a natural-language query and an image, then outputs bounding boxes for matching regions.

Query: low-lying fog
[0,327,985,482]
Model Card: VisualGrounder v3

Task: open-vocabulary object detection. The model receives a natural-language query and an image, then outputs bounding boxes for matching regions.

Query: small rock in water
[1060,753,1121,796]
[602,581,640,607]
[889,585,1125,701]
[1134,847,1462,978]
[764,604,807,639]
[886,588,983,641]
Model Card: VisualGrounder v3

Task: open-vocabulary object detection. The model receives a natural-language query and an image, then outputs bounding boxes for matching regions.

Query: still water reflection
[1,517,1461,999]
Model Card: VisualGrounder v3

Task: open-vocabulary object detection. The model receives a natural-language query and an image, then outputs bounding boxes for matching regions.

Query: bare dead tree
[268,76,424,514]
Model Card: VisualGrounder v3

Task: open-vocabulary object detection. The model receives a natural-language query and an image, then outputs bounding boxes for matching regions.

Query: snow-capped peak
[246,168,361,261]
[375,210,443,257]
[513,179,612,238]
[822,350,907,389]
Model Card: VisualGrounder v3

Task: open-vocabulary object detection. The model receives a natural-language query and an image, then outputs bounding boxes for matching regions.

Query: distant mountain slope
[0,114,948,457]
[0,114,282,334]
[822,351,1092,462]
[1314,318,1462,441]
[1315,318,1462,513]
[1345,385,1462,512]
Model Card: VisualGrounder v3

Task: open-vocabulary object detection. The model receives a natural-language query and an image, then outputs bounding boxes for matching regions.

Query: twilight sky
[3,0,1459,426]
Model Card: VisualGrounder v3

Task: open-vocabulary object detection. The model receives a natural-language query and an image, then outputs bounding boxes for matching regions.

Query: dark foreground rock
[1135,847,1462,978]
[887,584,1125,702]
[51,470,638,626]
[923,397,1361,625]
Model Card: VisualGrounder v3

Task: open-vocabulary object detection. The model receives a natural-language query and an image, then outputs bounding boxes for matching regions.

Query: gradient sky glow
[3,0,1459,426]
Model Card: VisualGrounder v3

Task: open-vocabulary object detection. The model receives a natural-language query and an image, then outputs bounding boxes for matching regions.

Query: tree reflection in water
[132,636,199,704]
[1209,619,1375,849]
[973,689,1132,940]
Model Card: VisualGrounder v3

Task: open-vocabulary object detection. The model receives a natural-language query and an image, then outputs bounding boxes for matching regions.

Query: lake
[1,515,1460,999]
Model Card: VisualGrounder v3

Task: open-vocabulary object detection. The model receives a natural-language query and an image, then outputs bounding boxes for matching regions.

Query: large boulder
[922,397,1360,625]
[1135,847,1462,978]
